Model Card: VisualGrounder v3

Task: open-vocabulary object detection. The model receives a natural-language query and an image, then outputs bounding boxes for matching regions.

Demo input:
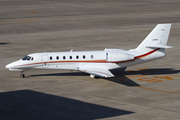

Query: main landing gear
[20,71,25,78]
[90,74,95,78]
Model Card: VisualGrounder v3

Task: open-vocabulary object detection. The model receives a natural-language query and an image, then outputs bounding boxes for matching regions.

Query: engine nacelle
[107,52,134,62]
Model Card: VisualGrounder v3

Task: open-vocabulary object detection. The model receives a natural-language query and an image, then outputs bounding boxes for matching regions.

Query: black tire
[20,74,25,78]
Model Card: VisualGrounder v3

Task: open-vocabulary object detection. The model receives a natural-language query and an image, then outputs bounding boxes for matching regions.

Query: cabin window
[91,55,94,59]
[83,55,85,59]
[56,56,59,60]
[70,56,72,59]
[50,56,52,60]
[76,55,79,59]
[31,57,34,60]
[63,56,66,60]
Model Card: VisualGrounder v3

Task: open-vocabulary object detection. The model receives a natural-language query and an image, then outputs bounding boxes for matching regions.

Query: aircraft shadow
[30,71,88,77]
[105,68,180,87]
[0,42,10,45]
[29,68,180,87]
[0,90,134,120]
[105,76,141,87]
[123,68,180,76]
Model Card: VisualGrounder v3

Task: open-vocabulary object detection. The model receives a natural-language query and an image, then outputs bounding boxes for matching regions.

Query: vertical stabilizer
[136,24,172,51]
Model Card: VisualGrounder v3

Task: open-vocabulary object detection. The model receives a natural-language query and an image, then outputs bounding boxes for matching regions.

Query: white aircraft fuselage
[6,24,172,78]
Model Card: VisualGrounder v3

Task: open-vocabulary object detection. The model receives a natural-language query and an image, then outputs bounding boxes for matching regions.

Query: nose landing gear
[20,71,25,78]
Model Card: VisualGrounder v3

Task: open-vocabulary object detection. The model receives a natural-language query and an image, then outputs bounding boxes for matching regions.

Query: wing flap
[78,67,114,78]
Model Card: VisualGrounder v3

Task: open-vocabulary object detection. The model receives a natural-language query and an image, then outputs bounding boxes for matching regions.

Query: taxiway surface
[0,0,180,120]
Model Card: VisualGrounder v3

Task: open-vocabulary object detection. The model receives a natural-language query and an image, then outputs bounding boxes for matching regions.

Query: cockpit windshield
[22,56,31,60]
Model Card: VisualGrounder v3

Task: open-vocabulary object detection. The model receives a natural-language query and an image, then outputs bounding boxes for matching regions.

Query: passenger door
[42,55,49,68]
[106,53,108,61]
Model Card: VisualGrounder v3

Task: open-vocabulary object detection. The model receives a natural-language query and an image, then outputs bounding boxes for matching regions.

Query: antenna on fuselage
[70,49,73,52]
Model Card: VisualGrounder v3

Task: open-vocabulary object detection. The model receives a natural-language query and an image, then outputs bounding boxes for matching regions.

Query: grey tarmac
[0,0,180,120]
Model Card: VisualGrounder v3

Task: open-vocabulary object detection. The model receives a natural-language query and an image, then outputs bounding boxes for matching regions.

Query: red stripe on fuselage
[111,48,160,64]
[14,48,160,68]
[135,48,160,59]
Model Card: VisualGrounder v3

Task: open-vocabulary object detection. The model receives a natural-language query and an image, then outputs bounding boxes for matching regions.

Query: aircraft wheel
[90,74,95,78]
[20,74,25,78]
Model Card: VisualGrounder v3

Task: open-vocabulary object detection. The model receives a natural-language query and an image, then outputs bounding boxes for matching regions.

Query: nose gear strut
[20,71,25,78]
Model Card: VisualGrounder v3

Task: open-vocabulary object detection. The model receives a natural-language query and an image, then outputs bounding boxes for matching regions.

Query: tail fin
[136,24,172,51]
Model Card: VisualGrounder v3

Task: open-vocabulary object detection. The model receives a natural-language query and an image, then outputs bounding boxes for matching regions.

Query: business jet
[6,24,172,78]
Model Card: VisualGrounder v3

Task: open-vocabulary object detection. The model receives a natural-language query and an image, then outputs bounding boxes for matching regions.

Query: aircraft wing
[78,67,114,78]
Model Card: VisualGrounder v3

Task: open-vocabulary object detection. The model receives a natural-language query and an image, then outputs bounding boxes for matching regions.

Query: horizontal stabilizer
[78,67,114,78]
[145,44,173,48]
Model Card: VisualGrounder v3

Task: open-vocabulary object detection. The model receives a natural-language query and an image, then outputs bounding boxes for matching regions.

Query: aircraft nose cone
[5,63,11,69]
[6,60,21,69]
[5,62,16,69]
